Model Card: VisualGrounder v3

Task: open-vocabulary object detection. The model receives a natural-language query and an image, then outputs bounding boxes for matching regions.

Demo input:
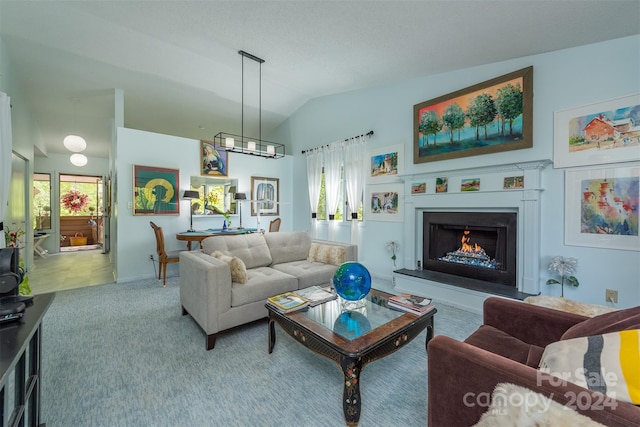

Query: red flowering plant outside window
[61,189,89,214]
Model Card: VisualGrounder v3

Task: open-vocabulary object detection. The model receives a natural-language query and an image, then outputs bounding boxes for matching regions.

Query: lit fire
[460,230,483,254]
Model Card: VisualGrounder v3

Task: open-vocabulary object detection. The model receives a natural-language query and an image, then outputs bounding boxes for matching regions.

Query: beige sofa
[179,231,358,350]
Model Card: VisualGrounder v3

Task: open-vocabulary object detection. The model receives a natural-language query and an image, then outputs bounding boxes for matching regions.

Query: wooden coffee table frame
[267,289,436,426]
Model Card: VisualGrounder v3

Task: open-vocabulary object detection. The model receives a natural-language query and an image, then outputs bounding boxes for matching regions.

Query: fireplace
[422,211,517,287]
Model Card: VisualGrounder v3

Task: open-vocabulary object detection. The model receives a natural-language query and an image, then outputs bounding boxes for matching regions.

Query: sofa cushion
[264,231,312,265]
[539,329,640,404]
[307,243,346,266]
[464,325,545,367]
[210,251,248,284]
[202,233,272,269]
[272,260,338,289]
[561,305,640,340]
[230,267,298,307]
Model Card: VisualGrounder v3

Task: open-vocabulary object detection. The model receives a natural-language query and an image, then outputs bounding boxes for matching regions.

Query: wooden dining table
[176,228,258,250]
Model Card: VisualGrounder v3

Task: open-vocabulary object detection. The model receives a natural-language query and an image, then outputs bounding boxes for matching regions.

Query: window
[33,173,51,230]
[316,166,359,221]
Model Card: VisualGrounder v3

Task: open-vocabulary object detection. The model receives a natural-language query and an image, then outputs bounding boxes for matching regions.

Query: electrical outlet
[606,289,618,304]
[149,254,154,261]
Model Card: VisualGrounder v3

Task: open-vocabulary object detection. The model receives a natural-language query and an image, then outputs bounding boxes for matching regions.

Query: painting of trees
[413,66,532,163]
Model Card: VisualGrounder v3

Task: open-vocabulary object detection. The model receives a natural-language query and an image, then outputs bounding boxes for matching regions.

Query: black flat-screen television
[0,247,21,298]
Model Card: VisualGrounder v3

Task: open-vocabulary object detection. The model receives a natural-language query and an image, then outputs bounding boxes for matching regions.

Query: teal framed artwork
[133,165,180,215]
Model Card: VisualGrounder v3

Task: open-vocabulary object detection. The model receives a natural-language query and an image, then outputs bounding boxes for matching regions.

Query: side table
[524,295,617,317]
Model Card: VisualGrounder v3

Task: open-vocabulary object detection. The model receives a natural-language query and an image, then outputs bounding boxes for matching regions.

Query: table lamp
[183,190,200,232]
[234,192,247,229]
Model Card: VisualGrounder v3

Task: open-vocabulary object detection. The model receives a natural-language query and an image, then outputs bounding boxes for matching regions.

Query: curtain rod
[301,130,373,154]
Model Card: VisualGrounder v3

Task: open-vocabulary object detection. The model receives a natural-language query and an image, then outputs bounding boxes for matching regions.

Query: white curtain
[0,93,12,249]
[305,149,323,238]
[344,135,367,245]
[324,143,342,241]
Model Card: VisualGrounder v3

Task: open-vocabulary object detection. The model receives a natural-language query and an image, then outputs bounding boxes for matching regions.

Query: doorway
[59,174,104,252]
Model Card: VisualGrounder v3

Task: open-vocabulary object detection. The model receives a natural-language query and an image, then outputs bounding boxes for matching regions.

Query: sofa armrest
[311,239,358,262]
[179,251,232,335]
[483,297,588,347]
[427,335,640,427]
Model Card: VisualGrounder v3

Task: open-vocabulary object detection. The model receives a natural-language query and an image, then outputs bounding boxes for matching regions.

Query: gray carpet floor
[42,277,481,426]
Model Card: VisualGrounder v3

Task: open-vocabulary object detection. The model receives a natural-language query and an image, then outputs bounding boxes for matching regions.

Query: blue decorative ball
[333,262,372,301]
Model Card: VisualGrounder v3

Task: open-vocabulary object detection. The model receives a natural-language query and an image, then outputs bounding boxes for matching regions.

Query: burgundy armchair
[427,297,640,427]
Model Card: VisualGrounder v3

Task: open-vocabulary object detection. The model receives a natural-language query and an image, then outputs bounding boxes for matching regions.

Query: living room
[1,2,639,426]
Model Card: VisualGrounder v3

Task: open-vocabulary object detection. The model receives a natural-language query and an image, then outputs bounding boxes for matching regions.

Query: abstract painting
[565,166,639,251]
[133,165,179,215]
[251,176,279,216]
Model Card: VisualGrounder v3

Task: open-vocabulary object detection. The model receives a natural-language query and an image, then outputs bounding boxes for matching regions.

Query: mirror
[189,176,238,216]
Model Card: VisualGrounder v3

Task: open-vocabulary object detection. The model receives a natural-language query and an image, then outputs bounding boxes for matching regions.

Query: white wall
[33,153,109,254]
[115,127,292,282]
[274,35,640,308]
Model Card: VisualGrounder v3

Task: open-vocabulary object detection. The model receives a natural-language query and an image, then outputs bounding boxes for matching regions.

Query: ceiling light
[63,134,87,152]
[64,98,88,153]
[69,153,88,167]
[214,50,285,159]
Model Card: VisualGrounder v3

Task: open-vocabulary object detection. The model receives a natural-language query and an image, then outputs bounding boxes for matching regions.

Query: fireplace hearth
[423,211,517,287]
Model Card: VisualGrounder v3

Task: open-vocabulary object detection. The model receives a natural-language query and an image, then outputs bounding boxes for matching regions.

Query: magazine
[388,294,434,315]
[295,286,337,306]
[267,292,309,313]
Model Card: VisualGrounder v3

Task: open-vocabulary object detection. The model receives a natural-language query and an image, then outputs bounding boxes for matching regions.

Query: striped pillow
[539,329,640,404]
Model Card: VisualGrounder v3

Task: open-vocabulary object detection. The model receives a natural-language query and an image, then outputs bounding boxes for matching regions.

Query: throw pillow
[307,243,346,266]
[211,251,248,284]
[473,383,606,427]
[539,329,640,404]
[561,305,640,340]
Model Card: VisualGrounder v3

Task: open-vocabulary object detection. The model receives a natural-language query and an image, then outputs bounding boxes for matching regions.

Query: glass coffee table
[267,288,436,426]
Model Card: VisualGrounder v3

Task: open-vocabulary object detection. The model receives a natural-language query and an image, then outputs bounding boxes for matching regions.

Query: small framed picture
[461,178,480,192]
[201,140,229,177]
[251,176,279,216]
[503,176,524,190]
[365,183,404,222]
[436,177,448,193]
[411,182,426,194]
[368,144,404,182]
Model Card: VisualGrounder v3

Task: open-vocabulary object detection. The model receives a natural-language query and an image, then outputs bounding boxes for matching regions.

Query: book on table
[387,294,435,315]
[267,292,309,313]
[295,285,337,306]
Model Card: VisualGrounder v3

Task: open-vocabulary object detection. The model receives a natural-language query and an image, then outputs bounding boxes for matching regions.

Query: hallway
[29,250,115,294]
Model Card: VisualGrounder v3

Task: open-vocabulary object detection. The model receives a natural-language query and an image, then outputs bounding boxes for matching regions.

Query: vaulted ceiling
[1,1,638,158]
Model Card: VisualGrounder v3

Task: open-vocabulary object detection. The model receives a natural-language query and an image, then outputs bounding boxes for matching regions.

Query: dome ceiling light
[69,153,88,167]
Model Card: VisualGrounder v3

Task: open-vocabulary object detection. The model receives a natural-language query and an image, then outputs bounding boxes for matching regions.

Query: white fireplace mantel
[396,159,552,311]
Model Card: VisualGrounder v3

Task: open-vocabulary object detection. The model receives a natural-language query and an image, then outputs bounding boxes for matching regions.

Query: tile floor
[28,249,115,294]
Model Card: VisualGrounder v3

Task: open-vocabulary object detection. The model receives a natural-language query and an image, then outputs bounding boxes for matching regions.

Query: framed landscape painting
[201,139,229,177]
[565,165,639,251]
[133,165,180,215]
[553,93,640,168]
[365,183,404,222]
[251,176,279,216]
[369,144,404,182]
[414,66,533,164]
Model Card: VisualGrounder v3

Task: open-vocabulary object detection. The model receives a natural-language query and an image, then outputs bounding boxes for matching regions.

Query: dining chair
[150,221,182,287]
[269,217,281,232]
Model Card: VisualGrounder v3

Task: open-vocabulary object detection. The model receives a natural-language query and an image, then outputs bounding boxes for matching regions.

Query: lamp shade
[63,134,87,152]
[183,190,200,200]
[69,153,88,167]
[234,192,247,200]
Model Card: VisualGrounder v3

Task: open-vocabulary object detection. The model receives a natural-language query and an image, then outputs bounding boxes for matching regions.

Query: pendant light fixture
[69,153,88,167]
[63,98,87,153]
[213,50,285,159]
